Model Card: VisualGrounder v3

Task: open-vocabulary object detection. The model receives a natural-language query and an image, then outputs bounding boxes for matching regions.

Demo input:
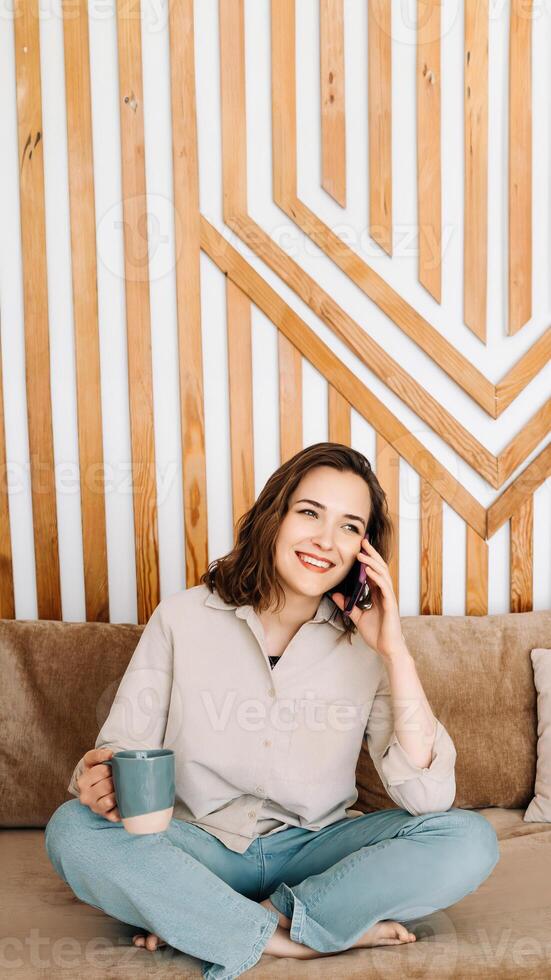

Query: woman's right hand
[76,747,121,822]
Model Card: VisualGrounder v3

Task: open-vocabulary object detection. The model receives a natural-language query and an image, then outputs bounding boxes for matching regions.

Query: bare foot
[352,920,417,948]
[263,918,416,959]
[132,932,167,951]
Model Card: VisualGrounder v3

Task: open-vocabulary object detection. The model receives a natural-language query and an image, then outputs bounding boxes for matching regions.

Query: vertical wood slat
[466,524,488,615]
[227,280,255,532]
[169,0,209,589]
[368,0,392,255]
[116,1,160,623]
[220,0,248,218]
[320,0,346,207]
[420,478,442,614]
[0,318,15,618]
[14,2,62,620]
[63,0,109,621]
[509,0,532,335]
[271,0,297,206]
[464,0,488,343]
[375,435,399,602]
[328,385,350,445]
[510,496,533,612]
[417,0,442,302]
[278,334,302,463]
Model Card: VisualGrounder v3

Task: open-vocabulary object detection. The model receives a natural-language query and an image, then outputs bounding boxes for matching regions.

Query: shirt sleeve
[364,664,457,815]
[67,600,173,797]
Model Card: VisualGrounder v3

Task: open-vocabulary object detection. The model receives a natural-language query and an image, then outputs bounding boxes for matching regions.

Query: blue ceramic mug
[105,749,175,834]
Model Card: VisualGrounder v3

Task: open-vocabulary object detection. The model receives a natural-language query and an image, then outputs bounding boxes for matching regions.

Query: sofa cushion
[0,618,143,827]
[2,609,551,827]
[357,610,551,814]
[524,648,551,822]
[2,808,551,978]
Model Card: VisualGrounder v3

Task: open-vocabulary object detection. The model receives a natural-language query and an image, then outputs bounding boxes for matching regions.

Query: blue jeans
[44,799,499,980]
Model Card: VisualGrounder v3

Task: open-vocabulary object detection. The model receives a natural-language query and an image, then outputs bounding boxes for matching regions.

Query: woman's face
[274,465,371,601]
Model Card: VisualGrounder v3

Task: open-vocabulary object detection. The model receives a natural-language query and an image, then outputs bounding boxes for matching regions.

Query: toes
[133,935,146,947]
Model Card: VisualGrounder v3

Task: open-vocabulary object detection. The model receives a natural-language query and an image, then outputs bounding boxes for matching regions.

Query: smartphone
[327,537,373,618]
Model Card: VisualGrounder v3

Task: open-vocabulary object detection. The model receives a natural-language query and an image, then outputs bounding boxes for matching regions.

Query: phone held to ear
[327,537,373,619]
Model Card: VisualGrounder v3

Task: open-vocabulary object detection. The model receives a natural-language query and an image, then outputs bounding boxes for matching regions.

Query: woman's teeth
[296,552,333,572]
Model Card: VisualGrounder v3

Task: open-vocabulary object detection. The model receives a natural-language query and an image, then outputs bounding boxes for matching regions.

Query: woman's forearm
[384,645,438,769]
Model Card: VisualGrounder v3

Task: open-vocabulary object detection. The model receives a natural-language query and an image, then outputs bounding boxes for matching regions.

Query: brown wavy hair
[199,442,394,642]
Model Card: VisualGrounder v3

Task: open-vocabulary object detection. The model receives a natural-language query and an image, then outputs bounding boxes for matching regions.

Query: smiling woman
[199,441,393,643]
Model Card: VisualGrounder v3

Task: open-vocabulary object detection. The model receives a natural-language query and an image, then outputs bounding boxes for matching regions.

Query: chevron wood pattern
[4,0,549,622]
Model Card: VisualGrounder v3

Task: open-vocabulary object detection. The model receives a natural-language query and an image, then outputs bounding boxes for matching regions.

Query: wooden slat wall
[375,435,399,601]
[509,0,532,335]
[417,0,442,302]
[368,0,392,255]
[14,1,62,620]
[0,317,15,619]
[227,280,255,529]
[279,336,303,463]
[420,479,443,614]
[4,0,548,622]
[510,497,534,612]
[466,526,489,616]
[464,0,488,343]
[63,0,109,622]
[116,1,160,624]
[169,0,209,594]
[320,0,346,207]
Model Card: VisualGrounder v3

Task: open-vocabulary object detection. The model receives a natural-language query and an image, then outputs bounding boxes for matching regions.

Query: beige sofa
[2,609,551,978]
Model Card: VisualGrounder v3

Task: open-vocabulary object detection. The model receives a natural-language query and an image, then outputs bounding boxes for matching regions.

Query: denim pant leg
[44,799,278,980]
[266,807,500,953]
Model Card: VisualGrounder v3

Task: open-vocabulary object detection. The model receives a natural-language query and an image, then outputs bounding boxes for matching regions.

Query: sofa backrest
[1,609,550,827]
[357,610,551,814]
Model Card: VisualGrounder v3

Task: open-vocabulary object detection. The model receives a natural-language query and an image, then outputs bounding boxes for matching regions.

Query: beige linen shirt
[68,583,457,853]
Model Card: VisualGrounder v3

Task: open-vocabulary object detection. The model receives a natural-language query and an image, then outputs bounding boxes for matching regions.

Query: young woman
[45,442,499,979]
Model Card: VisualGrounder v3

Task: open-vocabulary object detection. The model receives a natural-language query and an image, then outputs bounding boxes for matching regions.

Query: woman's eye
[299,509,360,533]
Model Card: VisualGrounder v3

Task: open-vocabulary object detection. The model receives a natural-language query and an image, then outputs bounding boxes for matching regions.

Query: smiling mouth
[295,552,335,573]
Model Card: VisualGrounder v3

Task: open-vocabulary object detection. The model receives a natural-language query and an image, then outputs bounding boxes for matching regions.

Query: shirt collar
[203,588,346,631]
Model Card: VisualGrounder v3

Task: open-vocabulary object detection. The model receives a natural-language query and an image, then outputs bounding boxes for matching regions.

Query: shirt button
[268,687,275,697]
[263,739,271,747]
[256,785,264,795]
[248,810,256,819]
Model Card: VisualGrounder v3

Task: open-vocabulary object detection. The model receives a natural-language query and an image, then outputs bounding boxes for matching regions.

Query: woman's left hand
[330,538,405,661]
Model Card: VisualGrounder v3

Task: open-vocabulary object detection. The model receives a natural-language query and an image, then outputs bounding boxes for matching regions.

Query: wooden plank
[375,434,399,601]
[498,399,551,484]
[487,442,551,537]
[510,496,533,612]
[279,334,303,462]
[509,0,532,335]
[320,0,346,206]
[495,328,550,413]
[271,0,296,206]
[169,0,209,588]
[116,0,160,623]
[14,1,62,620]
[464,0,488,342]
[420,478,442,614]
[368,0,392,254]
[63,0,109,621]
[224,3,548,444]
[466,524,488,615]
[220,0,248,217]
[227,280,255,531]
[417,0,441,301]
[0,317,15,619]
[328,385,350,445]
[201,217,487,537]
